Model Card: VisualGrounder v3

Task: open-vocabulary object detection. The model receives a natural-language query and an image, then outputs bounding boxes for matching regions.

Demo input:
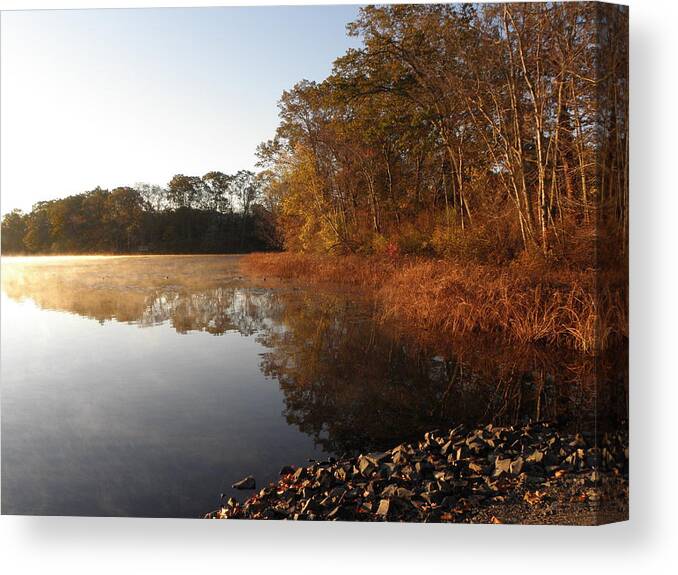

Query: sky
[0,5,362,214]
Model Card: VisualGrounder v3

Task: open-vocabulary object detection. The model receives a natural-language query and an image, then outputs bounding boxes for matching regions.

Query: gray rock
[328,486,346,500]
[415,459,434,475]
[494,457,512,476]
[291,468,305,483]
[376,499,391,516]
[381,484,399,498]
[327,506,343,520]
[232,475,256,490]
[395,487,415,499]
[526,450,545,464]
[466,437,486,453]
[358,455,376,476]
[510,457,525,475]
[393,451,409,464]
[421,490,444,505]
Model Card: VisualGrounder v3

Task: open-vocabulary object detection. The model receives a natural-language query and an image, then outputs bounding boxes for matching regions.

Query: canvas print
[0,3,628,524]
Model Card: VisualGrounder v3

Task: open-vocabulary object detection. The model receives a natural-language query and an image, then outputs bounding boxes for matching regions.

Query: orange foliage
[243,252,626,354]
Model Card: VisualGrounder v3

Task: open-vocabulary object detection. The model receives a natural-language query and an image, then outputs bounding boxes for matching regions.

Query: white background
[1,1,676,573]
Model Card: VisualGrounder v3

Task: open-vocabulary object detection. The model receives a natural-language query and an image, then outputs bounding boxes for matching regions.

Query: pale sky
[0,5,361,214]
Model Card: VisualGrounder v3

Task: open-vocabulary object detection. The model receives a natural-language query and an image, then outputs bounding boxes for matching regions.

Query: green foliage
[0,210,27,253]
[0,172,279,255]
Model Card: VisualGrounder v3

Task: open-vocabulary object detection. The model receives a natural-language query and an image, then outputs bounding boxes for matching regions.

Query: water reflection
[256,292,627,454]
[1,255,627,460]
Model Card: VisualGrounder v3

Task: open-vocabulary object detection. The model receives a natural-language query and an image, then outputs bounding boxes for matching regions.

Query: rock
[358,501,373,514]
[547,436,560,448]
[466,437,486,453]
[510,457,525,475]
[440,495,458,508]
[358,455,376,476]
[393,450,409,464]
[300,498,317,515]
[300,486,315,499]
[586,489,601,502]
[415,459,434,475]
[316,467,332,481]
[381,484,399,498]
[365,452,388,465]
[376,499,391,516]
[395,487,414,499]
[525,474,546,487]
[494,457,512,476]
[421,490,444,505]
[292,467,306,482]
[334,467,348,482]
[437,479,453,494]
[207,421,628,523]
[570,433,587,448]
[526,450,545,464]
[328,486,346,500]
[232,475,256,490]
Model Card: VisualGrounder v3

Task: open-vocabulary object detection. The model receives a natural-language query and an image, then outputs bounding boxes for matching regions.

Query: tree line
[2,3,627,263]
[1,170,281,254]
[257,3,628,265]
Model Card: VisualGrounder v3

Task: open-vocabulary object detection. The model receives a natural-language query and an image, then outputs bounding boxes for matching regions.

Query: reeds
[243,252,627,353]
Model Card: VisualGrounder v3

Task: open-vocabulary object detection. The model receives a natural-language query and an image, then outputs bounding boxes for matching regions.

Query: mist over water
[0,255,626,517]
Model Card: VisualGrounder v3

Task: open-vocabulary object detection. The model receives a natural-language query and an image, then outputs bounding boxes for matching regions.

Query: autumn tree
[258,3,628,264]
[0,210,27,253]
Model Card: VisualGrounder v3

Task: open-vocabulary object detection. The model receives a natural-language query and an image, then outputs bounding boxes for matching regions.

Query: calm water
[0,255,626,517]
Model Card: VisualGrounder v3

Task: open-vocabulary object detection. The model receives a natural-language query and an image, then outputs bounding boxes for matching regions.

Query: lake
[0,255,626,517]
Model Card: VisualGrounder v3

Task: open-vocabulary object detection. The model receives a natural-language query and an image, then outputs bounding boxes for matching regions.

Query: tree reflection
[1,256,627,456]
[256,292,627,454]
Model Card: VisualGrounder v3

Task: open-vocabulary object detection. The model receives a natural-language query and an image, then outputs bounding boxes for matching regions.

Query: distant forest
[1,170,281,254]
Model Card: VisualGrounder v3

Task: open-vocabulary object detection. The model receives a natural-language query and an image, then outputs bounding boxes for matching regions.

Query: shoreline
[205,421,628,525]
[242,252,627,354]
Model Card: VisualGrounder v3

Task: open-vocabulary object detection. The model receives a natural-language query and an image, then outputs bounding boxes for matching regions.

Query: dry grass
[241,251,396,288]
[243,252,627,354]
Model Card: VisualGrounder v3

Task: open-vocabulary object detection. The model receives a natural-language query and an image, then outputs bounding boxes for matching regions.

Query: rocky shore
[205,422,628,525]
